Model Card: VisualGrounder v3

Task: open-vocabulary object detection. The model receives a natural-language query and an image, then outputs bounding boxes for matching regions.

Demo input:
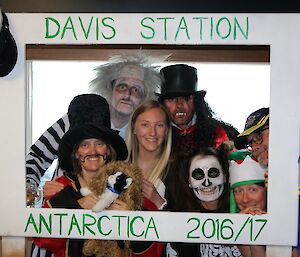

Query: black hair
[165,147,230,213]
[193,92,217,148]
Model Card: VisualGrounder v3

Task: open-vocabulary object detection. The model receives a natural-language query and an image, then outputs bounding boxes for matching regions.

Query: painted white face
[189,155,225,202]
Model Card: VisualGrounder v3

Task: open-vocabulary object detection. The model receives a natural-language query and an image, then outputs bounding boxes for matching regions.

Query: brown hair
[166,147,230,213]
[69,141,116,176]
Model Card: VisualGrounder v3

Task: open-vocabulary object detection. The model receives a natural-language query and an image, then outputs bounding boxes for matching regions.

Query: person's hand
[43,181,64,199]
[142,178,164,209]
[239,206,266,215]
[77,194,98,209]
[107,199,129,211]
[264,171,268,189]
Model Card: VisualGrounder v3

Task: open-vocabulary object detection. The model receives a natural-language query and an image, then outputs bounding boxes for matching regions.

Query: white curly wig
[88,51,166,104]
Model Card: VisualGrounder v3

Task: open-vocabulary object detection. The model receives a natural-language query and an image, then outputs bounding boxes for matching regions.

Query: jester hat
[228,150,266,213]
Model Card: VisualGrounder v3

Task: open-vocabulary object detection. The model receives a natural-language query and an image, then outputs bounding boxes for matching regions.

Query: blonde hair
[127,100,172,186]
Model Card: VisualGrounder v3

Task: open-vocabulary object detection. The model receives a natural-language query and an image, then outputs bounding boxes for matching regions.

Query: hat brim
[59,124,128,171]
[238,114,269,137]
[156,90,206,100]
[0,14,18,77]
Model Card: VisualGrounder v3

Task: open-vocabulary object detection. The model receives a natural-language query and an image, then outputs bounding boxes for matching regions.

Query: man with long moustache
[157,64,238,155]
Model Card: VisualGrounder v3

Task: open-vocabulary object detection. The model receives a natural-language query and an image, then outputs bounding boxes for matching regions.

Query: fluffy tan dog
[82,161,143,257]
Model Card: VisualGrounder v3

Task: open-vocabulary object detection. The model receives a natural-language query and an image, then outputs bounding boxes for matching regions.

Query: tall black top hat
[0,11,18,77]
[61,94,128,171]
[158,64,206,100]
[67,94,111,129]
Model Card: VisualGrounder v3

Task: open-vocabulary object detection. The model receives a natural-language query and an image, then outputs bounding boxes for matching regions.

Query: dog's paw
[80,187,92,196]
[92,201,106,212]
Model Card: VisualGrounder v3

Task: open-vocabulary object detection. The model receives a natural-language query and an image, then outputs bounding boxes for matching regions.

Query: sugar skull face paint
[189,155,225,202]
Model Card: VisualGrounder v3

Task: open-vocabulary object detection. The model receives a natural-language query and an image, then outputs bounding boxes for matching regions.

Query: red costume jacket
[33,175,81,257]
[172,123,229,155]
[131,198,165,257]
[34,176,163,257]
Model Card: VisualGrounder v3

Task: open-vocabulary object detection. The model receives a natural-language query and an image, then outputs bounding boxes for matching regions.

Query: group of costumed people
[0,8,297,257]
[26,52,289,257]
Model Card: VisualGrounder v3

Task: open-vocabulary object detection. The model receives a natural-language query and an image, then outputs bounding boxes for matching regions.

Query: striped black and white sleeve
[26,114,70,187]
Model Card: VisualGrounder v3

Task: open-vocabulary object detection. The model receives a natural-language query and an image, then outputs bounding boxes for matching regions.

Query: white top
[111,121,128,140]
[155,178,167,210]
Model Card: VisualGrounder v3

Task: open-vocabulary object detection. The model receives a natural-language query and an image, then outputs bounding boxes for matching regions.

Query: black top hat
[68,94,111,129]
[157,64,206,100]
[0,11,18,77]
[58,124,128,172]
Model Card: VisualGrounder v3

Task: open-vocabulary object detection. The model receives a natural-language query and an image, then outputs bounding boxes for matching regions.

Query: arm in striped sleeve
[26,114,70,187]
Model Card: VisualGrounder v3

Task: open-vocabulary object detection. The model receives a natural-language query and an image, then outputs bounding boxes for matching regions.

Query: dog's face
[107,171,133,194]
[88,161,143,210]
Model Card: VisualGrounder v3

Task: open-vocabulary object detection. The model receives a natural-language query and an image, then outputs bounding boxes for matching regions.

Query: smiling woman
[127,99,171,191]
[127,99,172,257]
[31,122,128,257]
[228,151,267,257]
[165,146,243,257]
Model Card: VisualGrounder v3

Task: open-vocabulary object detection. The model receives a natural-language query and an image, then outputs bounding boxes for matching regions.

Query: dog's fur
[81,171,133,212]
[81,161,143,257]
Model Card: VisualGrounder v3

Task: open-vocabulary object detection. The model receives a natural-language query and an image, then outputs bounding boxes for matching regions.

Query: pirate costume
[31,120,127,257]
[26,94,111,188]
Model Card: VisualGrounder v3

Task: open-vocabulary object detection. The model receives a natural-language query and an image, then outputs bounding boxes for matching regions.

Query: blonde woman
[127,99,172,209]
[127,99,172,257]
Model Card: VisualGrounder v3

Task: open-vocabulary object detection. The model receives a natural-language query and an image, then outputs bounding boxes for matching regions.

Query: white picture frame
[0,13,299,249]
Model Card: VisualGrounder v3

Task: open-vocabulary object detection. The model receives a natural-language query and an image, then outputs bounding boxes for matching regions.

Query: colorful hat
[0,10,18,77]
[238,107,269,137]
[157,64,206,100]
[228,150,266,213]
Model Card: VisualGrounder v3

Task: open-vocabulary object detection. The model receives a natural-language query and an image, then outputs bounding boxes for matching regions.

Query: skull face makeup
[189,155,225,202]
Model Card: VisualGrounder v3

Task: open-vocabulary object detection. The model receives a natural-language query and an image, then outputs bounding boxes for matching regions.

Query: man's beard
[253,148,268,167]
